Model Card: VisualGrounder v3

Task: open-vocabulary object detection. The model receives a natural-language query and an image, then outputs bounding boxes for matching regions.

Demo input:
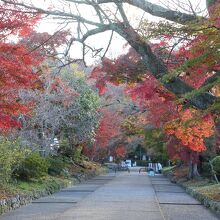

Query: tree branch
[96,0,199,24]
[42,0,200,24]
[1,0,215,110]
[1,0,103,27]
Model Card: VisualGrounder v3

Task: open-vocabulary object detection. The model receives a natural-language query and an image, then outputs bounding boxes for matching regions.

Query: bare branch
[187,0,197,16]
[96,0,199,24]
[102,30,114,59]
[115,2,129,24]
[1,0,103,27]
[1,0,215,110]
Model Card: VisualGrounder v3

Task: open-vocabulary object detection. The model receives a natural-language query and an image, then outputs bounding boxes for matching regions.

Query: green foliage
[121,116,144,136]
[144,128,168,165]
[72,146,83,162]
[136,160,148,167]
[58,139,82,161]
[162,166,176,174]
[150,153,169,166]
[15,153,49,180]
[201,162,212,177]
[207,0,216,7]
[47,156,69,176]
[211,156,220,175]
[58,139,72,157]
[59,65,100,145]
[0,138,29,183]
[144,128,165,149]
[134,144,146,159]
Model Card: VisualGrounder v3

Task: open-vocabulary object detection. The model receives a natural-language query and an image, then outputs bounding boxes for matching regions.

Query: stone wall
[0,168,106,215]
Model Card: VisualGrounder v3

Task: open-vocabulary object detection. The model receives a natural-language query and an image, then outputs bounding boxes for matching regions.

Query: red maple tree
[113,144,126,158]
[89,2,220,176]
[0,3,41,130]
[95,109,122,148]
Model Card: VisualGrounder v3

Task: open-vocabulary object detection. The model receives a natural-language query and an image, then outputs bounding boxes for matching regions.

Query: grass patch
[180,178,220,201]
[162,166,176,174]
[16,176,70,192]
[164,165,220,202]
[196,184,220,201]
[0,159,106,215]
[181,179,211,188]
[0,176,71,200]
[0,160,104,201]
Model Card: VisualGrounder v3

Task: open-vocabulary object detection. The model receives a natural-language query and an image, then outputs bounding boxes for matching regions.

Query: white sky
[32,0,207,65]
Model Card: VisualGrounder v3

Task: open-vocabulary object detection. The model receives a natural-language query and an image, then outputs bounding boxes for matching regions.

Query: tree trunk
[208,160,219,184]
[188,151,200,179]
[113,23,216,110]
[214,119,220,155]
[188,162,200,179]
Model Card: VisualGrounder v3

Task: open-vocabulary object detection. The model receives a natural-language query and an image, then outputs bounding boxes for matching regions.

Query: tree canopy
[2,0,219,110]
[0,0,220,178]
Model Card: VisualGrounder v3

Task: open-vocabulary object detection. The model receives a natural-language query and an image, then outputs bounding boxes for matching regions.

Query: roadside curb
[0,168,106,215]
[181,183,220,217]
[163,171,220,218]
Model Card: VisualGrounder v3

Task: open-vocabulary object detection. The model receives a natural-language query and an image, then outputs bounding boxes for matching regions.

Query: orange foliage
[165,109,214,152]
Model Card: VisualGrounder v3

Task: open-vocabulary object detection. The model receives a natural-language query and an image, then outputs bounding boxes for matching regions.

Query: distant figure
[148,167,155,176]
[114,165,117,174]
[158,163,162,174]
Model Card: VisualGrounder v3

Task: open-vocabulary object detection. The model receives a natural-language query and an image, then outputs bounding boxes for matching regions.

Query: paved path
[0,169,219,220]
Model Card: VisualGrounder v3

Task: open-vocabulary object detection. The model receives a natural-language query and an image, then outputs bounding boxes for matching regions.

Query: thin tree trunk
[208,160,219,184]
[214,119,220,155]
[188,151,200,179]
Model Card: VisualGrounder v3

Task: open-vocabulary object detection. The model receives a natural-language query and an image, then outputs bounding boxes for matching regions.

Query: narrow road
[0,168,218,220]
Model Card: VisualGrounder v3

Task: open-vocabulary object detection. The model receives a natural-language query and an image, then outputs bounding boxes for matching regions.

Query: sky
[32,0,207,65]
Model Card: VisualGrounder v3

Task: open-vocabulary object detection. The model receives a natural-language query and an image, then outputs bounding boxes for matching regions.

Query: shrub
[47,156,68,176]
[0,138,29,183]
[15,153,49,180]
[73,146,83,162]
[201,162,212,177]
[58,140,82,162]
[150,154,169,166]
[162,166,176,175]
[136,160,148,167]
[211,156,220,175]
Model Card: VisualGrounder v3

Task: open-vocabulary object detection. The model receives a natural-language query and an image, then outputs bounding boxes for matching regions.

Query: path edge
[0,167,107,215]
[163,172,220,218]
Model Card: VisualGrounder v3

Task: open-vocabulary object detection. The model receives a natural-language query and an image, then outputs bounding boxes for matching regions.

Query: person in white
[158,163,162,173]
